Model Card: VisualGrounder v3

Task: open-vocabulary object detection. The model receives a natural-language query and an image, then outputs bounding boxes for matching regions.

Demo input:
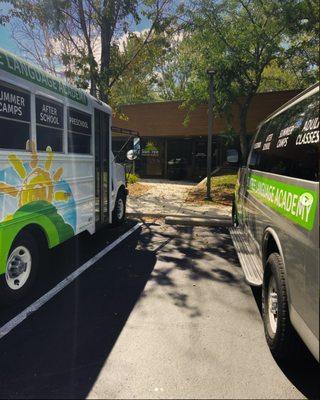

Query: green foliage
[126,172,139,184]
[9,0,181,104]
[176,0,319,158]
[110,32,165,106]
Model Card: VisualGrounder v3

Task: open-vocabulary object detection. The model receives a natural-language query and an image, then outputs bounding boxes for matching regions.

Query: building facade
[112,90,299,181]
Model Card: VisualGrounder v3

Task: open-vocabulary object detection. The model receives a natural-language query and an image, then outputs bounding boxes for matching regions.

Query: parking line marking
[0,222,142,340]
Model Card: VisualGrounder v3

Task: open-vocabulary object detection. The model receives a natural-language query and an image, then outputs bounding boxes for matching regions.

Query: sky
[0,2,150,57]
[0,3,19,53]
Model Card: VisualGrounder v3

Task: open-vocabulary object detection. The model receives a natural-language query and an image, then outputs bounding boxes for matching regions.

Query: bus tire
[0,231,39,305]
[262,253,302,360]
[112,190,126,226]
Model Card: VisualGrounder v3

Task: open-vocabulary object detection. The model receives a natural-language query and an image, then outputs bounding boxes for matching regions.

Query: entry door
[94,109,110,226]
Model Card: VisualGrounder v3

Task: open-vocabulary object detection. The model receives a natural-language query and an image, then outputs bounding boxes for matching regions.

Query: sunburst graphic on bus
[0,141,75,234]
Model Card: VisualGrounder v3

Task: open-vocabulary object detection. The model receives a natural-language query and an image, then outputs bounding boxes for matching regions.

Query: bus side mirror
[127,137,141,161]
[126,149,138,161]
[226,149,239,164]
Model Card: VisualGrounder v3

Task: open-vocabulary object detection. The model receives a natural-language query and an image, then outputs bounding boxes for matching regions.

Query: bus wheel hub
[6,246,32,290]
[8,256,27,278]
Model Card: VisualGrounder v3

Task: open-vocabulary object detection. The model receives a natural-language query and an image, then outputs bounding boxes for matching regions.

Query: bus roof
[0,47,90,107]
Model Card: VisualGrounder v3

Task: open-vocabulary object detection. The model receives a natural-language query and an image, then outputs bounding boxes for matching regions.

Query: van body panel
[234,83,319,360]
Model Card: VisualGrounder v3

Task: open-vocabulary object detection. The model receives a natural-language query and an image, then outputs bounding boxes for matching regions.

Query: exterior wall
[113,90,300,137]
[112,89,301,180]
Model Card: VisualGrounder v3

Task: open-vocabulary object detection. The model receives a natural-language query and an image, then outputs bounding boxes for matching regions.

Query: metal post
[205,69,214,201]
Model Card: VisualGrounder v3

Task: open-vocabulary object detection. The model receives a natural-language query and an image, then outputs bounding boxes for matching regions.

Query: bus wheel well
[14,224,49,252]
[263,233,280,269]
[117,185,127,198]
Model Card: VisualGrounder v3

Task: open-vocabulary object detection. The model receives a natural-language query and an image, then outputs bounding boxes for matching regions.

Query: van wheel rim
[5,246,32,290]
[117,198,124,220]
[268,276,278,336]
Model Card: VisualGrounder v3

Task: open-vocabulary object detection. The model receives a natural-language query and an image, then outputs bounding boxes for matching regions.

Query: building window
[0,81,30,150]
[68,107,91,154]
[36,96,64,152]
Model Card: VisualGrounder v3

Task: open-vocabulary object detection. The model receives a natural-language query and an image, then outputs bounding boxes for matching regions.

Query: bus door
[94,109,110,226]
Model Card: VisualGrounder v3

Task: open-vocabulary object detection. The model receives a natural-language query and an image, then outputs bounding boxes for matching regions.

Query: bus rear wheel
[232,200,238,227]
[0,231,39,305]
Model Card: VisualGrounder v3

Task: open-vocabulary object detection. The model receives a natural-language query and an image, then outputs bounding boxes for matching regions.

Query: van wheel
[0,231,39,305]
[112,190,126,226]
[262,253,302,360]
[232,201,238,227]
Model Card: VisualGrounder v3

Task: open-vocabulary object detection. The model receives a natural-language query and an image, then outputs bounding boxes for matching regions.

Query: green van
[231,83,319,361]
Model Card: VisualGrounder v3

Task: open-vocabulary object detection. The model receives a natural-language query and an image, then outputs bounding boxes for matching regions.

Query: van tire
[262,253,303,360]
[112,190,126,226]
[0,231,39,305]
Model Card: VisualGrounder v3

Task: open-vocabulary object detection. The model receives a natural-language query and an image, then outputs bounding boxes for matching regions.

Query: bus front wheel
[112,190,126,226]
[0,231,39,305]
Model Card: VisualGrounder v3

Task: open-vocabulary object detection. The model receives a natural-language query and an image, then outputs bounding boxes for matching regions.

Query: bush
[126,173,139,184]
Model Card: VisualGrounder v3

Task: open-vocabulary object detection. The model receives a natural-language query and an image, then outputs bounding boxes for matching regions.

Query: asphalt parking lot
[0,220,318,399]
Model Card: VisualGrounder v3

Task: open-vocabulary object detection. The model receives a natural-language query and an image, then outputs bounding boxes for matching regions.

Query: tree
[181,0,319,160]
[9,0,181,103]
[111,31,170,105]
[258,60,302,92]
[155,34,192,100]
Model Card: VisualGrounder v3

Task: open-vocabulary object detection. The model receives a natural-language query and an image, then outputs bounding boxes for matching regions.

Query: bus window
[68,107,91,154]
[36,96,64,152]
[0,81,30,150]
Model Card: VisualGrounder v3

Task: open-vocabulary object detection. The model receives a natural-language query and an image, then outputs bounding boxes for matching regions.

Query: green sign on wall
[0,48,88,106]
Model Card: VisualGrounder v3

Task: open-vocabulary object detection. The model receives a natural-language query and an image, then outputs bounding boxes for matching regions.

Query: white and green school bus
[0,48,130,304]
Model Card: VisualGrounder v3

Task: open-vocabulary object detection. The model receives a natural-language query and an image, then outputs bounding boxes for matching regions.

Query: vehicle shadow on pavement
[0,222,157,399]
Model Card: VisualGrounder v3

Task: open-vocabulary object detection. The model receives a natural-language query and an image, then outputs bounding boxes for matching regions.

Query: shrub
[126,173,139,184]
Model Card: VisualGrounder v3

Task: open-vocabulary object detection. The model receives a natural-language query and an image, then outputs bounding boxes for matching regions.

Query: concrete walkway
[127,179,230,220]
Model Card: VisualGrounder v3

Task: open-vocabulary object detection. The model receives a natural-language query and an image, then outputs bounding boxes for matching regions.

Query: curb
[165,216,232,227]
[127,212,230,220]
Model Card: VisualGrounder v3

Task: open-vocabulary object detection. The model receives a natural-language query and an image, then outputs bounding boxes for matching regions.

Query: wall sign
[142,141,159,157]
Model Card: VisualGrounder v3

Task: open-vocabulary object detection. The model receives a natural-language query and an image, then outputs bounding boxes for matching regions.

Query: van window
[36,96,64,152]
[68,108,91,154]
[248,92,319,181]
[0,82,30,150]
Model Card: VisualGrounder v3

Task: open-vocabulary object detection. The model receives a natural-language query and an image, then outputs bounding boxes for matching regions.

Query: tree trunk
[100,0,117,104]
[100,22,111,103]
[77,0,97,97]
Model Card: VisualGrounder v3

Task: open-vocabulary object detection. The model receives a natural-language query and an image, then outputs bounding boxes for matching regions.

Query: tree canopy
[3,0,319,157]
[8,0,183,103]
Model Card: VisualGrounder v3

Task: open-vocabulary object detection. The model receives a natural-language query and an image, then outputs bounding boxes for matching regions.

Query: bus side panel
[0,150,95,275]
